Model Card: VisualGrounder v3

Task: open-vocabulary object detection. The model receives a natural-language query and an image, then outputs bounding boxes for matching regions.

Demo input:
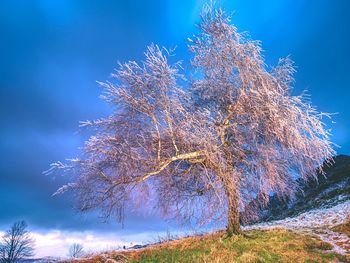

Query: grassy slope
[77,229,349,263]
[69,157,350,262]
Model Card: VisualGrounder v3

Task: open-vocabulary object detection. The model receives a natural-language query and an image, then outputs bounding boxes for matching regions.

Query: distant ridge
[248,155,350,224]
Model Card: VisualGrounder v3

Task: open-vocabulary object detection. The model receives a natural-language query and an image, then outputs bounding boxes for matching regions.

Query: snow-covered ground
[244,200,350,255]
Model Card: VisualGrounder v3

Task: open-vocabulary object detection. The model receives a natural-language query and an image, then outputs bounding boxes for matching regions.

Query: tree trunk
[226,187,241,237]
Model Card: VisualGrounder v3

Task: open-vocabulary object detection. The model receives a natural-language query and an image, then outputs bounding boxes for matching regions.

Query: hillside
[69,229,349,263]
[252,155,350,223]
[67,156,350,262]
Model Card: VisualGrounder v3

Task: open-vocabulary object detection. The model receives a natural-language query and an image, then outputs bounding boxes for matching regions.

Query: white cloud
[36,230,158,258]
[0,229,167,259]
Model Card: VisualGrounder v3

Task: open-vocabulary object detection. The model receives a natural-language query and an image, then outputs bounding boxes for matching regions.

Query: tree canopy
[0,221,35,263]
[47,4,334,235]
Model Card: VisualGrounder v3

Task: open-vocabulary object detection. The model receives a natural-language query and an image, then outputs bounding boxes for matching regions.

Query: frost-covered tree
[0,221,35,263]
[47,4,334,236]
[68,243,84,258]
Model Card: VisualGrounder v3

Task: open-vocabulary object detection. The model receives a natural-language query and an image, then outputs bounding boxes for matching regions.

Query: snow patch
[244,200,350,255]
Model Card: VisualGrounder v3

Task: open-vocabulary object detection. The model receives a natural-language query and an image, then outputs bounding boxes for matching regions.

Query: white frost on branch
[48,3,335,230]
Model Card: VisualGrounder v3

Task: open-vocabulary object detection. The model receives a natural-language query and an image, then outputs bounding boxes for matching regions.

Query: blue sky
[1,0,349,257]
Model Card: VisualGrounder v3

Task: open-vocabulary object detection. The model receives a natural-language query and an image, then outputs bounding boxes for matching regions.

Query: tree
[47,4,334,236]
[0,221,35,263]
[68,243,84,258]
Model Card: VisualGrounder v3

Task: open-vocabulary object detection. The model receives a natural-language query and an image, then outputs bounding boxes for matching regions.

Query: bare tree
[0,221,35,263]
[68,243,84,258]
[47,4,334,236]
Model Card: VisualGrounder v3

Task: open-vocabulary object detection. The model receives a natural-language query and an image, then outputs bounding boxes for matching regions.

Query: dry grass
[70,229,350,263]
[332,220,350,254]
[332,220,350,237]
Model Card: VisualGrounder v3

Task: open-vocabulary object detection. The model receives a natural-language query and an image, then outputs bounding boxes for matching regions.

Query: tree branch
[139,151,204,182]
